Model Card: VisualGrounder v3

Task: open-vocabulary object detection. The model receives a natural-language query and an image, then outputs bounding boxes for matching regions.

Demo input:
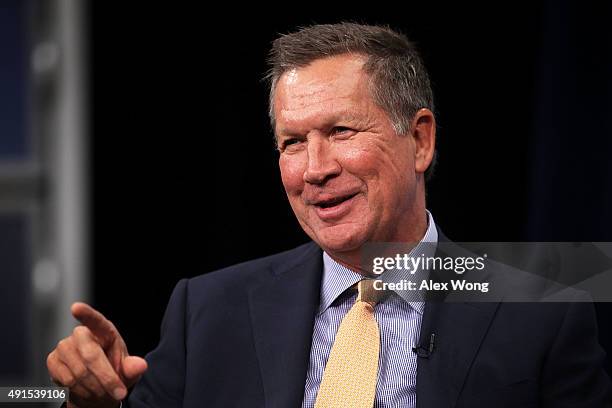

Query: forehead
[273,54,373,131]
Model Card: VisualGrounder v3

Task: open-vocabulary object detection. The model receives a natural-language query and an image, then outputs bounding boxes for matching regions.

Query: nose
[303,136,341,185]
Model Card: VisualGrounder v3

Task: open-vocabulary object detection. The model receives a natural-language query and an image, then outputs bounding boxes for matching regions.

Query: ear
[410,108,436,175]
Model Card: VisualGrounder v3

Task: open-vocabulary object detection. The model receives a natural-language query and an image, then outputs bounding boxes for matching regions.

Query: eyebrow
[276,109,366,137]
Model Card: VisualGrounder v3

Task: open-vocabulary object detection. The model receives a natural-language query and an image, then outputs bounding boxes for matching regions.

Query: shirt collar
[319,210,438,315]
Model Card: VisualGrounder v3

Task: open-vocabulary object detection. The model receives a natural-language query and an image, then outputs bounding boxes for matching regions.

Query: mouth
[311,192,360,221]
[314,192,359,209]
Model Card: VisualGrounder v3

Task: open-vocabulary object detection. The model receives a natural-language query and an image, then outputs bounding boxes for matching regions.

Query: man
[47,23,611,407]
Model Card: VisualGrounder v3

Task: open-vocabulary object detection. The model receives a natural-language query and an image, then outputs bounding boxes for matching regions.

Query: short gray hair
[266,22,437,179]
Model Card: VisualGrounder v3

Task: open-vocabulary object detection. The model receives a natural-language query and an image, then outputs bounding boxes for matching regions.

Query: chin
[311,223,370,254]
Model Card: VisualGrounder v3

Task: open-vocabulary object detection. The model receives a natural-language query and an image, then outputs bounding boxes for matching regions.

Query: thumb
[121,356,148,387]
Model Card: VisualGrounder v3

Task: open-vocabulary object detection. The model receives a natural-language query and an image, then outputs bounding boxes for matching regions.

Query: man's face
[274,54,423,254]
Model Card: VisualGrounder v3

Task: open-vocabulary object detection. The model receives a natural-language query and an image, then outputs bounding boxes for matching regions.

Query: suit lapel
[416,301,500,407]
[248,243,323,408]
[416,229,501,407]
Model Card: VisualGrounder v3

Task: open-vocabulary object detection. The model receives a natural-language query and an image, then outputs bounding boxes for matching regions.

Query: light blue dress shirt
[301,211,438,408]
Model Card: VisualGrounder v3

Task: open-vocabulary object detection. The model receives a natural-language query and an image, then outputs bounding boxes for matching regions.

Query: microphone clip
[412,333,436,359]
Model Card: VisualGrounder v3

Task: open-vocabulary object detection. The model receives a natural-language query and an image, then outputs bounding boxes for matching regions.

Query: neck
[326,210,429,276]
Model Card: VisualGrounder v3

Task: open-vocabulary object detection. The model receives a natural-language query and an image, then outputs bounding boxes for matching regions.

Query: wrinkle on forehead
[279,94,355,122]
[276,54,368,105]
[281,77,360,105]
[275,55,372,134]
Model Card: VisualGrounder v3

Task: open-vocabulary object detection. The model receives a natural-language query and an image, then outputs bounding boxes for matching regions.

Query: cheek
[338,140,412,199]
[279,156,305,195]
[335,142,389,185]
[333,142,373,170]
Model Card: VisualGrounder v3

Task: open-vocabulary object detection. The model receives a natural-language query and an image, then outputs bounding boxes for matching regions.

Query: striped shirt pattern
[301,211,438,408]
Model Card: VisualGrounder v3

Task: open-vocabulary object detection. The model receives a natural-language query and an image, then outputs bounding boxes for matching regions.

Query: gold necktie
[314,279,383,408]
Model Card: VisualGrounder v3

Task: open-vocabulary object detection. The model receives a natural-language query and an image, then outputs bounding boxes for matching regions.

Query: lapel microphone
[412,333,436,358]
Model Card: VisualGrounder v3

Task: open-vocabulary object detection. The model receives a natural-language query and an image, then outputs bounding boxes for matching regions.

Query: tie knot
[356,279,387,306]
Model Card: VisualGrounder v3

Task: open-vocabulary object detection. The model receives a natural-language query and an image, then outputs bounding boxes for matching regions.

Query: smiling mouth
[315,192,359,208]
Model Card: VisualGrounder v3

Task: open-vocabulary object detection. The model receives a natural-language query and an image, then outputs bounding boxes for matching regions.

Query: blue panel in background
[0,0,28,159]
[0,214,30,379]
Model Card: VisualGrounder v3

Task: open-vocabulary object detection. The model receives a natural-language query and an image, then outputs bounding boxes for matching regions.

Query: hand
[47,303,148,408]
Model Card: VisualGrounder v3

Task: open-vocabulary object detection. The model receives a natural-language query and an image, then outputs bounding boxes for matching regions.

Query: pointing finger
[71,302,118,347]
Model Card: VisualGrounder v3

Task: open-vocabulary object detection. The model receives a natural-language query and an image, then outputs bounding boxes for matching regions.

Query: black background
[89,1,612,373]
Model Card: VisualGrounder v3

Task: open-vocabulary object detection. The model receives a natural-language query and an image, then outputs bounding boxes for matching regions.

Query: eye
[332,126,350,134]
[279,138,303,152]
[331,126,356,138]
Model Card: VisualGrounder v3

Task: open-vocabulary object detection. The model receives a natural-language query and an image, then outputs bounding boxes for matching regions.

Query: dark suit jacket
[127,239,611,407]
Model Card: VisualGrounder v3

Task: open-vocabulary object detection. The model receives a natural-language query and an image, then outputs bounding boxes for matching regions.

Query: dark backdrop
[89,1,612,373]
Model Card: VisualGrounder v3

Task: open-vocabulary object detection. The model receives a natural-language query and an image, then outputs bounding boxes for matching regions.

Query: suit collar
[248,242,322,408]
